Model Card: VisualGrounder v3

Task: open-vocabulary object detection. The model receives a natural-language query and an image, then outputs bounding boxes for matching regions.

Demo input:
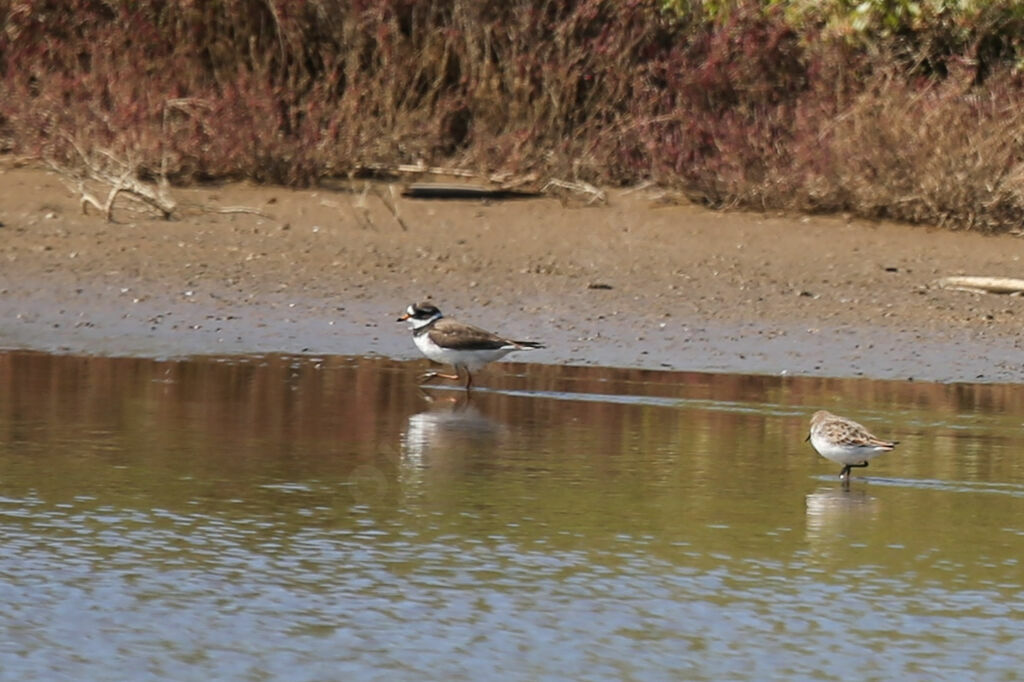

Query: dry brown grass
[799,68,1024,230]
[2,0,1024,231]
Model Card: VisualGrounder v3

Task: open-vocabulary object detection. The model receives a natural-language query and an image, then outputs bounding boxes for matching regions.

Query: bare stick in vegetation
[374,184,409,232]
[162,98,212,181]
[357,161,518,186]
[348,181,376,231]
[361,160,604,204]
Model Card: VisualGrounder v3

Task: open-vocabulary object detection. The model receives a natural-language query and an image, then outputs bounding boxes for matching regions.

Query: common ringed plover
[807,410,899,481]
[397,302,544,390]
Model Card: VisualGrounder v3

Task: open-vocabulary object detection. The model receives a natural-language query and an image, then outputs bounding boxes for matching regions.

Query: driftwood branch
[935,276,1024,295]
[47,135,177,221]
[45,100,254,222]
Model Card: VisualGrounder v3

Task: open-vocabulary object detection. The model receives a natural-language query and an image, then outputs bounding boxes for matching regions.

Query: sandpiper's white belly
[810,432,889,465]
[413,334,515,371]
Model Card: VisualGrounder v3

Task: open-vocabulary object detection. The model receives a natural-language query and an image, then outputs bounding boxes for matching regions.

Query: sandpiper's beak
[804,433,811,442]
[396,313,411,322]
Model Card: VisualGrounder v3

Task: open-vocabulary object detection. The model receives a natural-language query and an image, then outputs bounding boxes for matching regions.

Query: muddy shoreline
[1,166,1021,383]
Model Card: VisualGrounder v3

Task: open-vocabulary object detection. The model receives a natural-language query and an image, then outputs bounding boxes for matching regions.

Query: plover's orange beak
[397,313,411,322]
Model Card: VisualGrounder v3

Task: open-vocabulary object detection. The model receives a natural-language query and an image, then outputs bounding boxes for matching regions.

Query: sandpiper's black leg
[839,461,869,481]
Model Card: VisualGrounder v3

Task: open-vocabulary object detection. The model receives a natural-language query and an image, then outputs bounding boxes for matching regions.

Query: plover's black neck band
[412,318,440,337]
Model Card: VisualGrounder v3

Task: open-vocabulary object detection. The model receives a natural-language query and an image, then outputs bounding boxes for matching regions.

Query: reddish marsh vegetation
[2,0,1024,230]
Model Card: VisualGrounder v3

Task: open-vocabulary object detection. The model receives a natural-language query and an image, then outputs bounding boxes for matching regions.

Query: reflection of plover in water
[806,410,899,481]
[403,401,503,466]
[397,302,544,390]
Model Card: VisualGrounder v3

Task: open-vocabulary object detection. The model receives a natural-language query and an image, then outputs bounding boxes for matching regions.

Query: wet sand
[0,165,1021,383]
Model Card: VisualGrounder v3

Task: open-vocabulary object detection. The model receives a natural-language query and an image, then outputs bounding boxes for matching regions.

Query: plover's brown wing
[428,319,513,351]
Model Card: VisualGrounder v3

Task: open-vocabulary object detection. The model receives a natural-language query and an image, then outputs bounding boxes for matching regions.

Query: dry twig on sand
[541,178,607,205]
[180,204,273,219]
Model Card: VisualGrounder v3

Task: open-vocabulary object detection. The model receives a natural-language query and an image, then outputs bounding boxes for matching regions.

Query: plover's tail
[513,340,545,350]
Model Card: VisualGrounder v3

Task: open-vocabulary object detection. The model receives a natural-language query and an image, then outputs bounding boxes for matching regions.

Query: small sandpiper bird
[397,301,544,390]
[806,410,899,481]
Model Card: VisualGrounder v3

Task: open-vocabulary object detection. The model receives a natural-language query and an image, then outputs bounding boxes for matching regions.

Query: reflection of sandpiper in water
[806,410,899,481]
[804,486,881,542]
[397,301,544,391]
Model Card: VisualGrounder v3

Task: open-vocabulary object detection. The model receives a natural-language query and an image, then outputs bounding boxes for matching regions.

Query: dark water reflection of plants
[1,351,1022,680]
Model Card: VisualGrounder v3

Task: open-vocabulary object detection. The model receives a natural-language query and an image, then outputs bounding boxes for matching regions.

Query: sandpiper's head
[807,410,834,440]
[810,410,835,427]
[396,301,443,329]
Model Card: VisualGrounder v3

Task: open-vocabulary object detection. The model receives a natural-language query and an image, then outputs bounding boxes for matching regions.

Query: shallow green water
[1,351,1022,680]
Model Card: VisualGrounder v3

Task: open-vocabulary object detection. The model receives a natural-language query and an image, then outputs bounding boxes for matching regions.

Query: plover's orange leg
[419,369,461,384]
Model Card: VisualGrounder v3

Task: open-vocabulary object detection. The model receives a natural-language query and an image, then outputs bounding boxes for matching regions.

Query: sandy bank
[1,166,1021,383]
